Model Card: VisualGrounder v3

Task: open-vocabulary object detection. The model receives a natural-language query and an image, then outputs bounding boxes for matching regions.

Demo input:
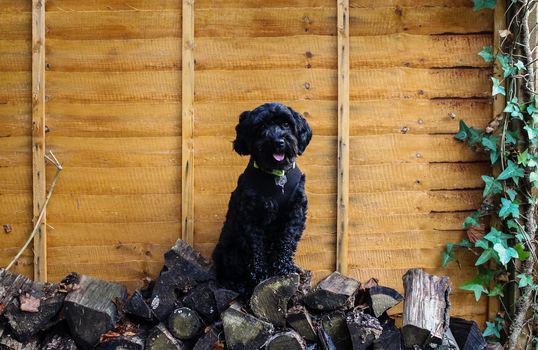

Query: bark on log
[40,332,78,350]
[440,328,460,350]
[167,307,202,340]
[303,272,360,311]
[287,305,318,342]
[63,275,128,349]
[124,289,154,322]
[401,269,451,349]
[146,324,186,350]
[265,331,306,350]
[318,311,352,350]
[250,274,299,327]
[150,240,214,321]
[449,317,486,350]
[221,307,274,350]
[0,325,39,350]
[0,269,32,315]
[97,335,145,350]
[182,281,218,322]
[367,286,403,318]
[214,288,239,314]
[193,327,222,350]
[373,320,402,350]
[346,310,383,350]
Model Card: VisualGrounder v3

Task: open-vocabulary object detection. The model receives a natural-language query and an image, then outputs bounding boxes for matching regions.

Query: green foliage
[473,0,496,11]
[484,316,504,339]
[479,46,495,62]
[492,77,506,96]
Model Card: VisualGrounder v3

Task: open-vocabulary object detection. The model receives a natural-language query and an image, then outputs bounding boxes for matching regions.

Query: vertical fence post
[181,0,195,245]
[32,0,47,282]
[336,0,350,274]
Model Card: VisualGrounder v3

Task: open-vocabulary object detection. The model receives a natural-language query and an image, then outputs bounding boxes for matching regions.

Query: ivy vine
[442,1,537,348]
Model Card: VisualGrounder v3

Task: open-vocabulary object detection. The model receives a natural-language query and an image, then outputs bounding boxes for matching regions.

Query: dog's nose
[275,139,285,148]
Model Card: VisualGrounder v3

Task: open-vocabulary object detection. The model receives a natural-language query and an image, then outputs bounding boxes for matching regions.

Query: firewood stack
[0,240,486,350]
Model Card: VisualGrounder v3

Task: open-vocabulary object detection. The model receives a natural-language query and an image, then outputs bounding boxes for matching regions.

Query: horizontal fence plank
[0,104,31,137]
[46,38,181,72]
[47,71,181,103]
[0,194,32,223]
[350,212,471,233]
[0,136,31,167]
[195,0,473,8]
[46,102,181,137]
[46,0,182,11]
[0,40,31,71]
[47,243,170,264]
[349,230,466,250]
[349,190,482,218]
[46,11,181,40]
[0,166,32,194]
[0,72,31,103]
[46,194,181,223]
[350,162,488,192]
[0,13,31,40]
[350,99,491,135]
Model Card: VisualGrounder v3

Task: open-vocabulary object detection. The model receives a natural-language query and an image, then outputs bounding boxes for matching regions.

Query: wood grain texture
[32,0,47,282]
[336,0,350,274]
[0,40,31,72]
[181,0,194,245]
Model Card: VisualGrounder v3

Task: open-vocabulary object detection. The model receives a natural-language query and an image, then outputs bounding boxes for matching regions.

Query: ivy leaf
[517,273,533,288]
[473,0,496,10]
[478,45,495,62]
[497,160,524,184]
[518,149,529,166]
[455,120,469,141]
[491,77,506,96]
[530,172,538,185]
[484,227,512,246]
[460,278,488,301]
[493,243,518,265]
[528,104,538,114]
[484,321,501,338]
[475,238,490,250]
[515,60,526,70]
[515,243,530,261]
[505,130,519,145]
[482,175,502,197]
[499,197,520,219]
[488,283,504,297]
[441,251,455,268]
[504,98,524,119]
[524,125,538,146]
[463,211,481,229]
[506,189,517,201]
[476,248,496,265]
[497,54,516,78]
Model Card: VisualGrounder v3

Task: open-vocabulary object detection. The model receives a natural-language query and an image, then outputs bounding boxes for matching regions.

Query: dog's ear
[233,111,251,155]
[291,109,312,155]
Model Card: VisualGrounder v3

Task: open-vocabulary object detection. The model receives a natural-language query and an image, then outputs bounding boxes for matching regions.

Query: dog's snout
[275,139,285,148]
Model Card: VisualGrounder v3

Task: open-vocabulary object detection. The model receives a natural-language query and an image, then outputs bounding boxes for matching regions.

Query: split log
[193,327,222,350]
[40,333,79,350]
[318,311,352,350]
[64,275,128,349]
[182,281,218,322]
[303,272,360,311]
[287,305,318,342]
[290,269,313,305]
[0,269,32,314]
[449,317,486,350]
[250,274,299,327]
[440,328,460,350]
[146,324,186,350]
[401,269,451,349]
[346,311,383,350]
[373,320,402,350]
[265,331,306,350]
[221,307,274,350]
[150,240,214,321]
[97,335,145,350]
[367,286,403,318]
[124,289,154,322]
[167,307,202,340]
[3,281,64,341]
[214,288,239,314]
[0,325,39,350]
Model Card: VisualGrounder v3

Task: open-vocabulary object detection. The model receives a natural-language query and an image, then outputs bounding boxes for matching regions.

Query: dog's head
[233,102,312,171]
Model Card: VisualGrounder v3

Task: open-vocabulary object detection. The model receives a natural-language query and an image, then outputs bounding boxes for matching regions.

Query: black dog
[212,102,312,295]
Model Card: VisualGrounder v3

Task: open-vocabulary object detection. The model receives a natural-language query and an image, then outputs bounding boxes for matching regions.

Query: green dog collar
[253,161,295,177]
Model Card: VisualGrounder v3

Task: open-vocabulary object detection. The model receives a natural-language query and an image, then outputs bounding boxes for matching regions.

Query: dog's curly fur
[212,102,312,295]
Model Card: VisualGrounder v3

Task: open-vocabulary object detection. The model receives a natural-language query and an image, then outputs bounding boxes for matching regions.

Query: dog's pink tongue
[273,153,285,162]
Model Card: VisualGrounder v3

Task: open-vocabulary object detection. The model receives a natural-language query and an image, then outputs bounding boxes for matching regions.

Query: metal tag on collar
[275,175,287,193]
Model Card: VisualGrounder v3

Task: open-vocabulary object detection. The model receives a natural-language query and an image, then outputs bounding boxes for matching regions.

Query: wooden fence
[0,0,494,324]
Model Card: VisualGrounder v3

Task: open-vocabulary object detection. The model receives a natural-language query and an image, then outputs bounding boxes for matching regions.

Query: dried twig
[5,151,62,271]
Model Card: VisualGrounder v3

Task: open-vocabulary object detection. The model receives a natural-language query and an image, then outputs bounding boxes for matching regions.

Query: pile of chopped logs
[0,240,488,350]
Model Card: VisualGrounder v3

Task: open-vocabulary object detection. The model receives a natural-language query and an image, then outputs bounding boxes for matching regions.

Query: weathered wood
[250,274,299,327]
[0,331,39,350]
[346,311,383,350]
[182,281,218,322]
[440,328,460,350]
[31,0,46,283]
[97,335,145,350]
[214,288,240,314]
[221,307,274,350]
[40,330,78,350]
[319,311,352,350]
[367,286,403,318]
[287,305,318,342]
[303,272,360,311]
[449,317,486,350]
[266,331,306,350]
[146,324,186,350]
[402,269,451,348]
[181,0,194,245]
[0,269,33,315]
[150,240,214,321]
[124,289,154,322]
[373,320,403,350]
[64,275,128,349]
[167,307,202,340]
[193,327,222,350]
[336,0,350,276]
